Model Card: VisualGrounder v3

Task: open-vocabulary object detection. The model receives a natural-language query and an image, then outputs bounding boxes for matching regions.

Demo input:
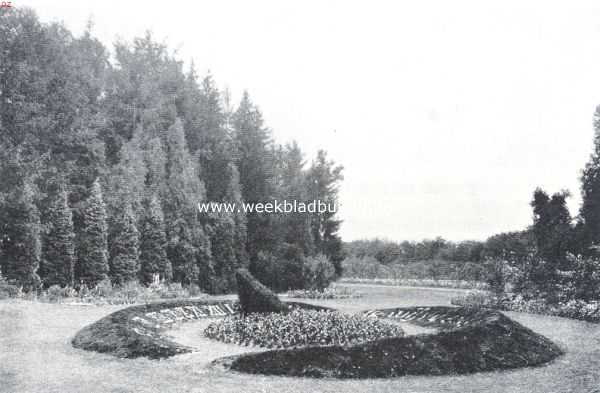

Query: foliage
[452,291,600,323]
[36,279,207,305]
[233,91,274,264]
[341,255,488,284]
[0,10,343,293]
[0,272,21,299]
[530,188,574,270]
[235,268,287,314]
[306,150,344,276]
[579,106,600,253]
[77,180,109,287]
[339,277,489,290]
[303,254,336,290]
[139,195,171,284]
[109,201,140,284]
[0,182,42,291]
[40,189,75,287]
[204,307,404,349]
[287,287,363,299]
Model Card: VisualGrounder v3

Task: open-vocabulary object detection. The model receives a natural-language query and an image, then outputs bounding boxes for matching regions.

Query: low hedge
[220,306,563,378]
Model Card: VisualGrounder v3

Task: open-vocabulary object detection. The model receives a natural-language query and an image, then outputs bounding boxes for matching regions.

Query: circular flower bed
[204,308,404,348]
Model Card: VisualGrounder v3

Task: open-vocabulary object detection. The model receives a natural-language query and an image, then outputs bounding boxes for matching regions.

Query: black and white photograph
[1,1,599,392]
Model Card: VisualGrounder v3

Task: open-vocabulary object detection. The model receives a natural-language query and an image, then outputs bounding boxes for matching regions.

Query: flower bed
[204,308,403,348]
[220,306,563,378]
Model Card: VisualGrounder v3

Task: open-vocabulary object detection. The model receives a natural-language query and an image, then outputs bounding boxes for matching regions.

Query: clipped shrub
[204,307,404,348]
[235,268,287,314]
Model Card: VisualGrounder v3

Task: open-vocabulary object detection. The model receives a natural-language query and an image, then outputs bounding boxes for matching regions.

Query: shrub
[452,291,600,322]
[89,278,113,298]
[155,282,188,299]
[303,254,336,290]
[235,268,287,314]
[44,285,77,303]
[340,277,489,290]
[0,274,21,299]
[204,307,404,349]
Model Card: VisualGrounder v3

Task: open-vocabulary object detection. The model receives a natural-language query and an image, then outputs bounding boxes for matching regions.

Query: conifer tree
[276,142,315,255]
[140,195,171,284]
[580,106,600,253]
[162,119,214,289]
[78,179,109,286]
[307,150,345,276]
[233,92,275,262]
[1,182,42,291]
[109,201,140,284]
[41,188,75,287]
[206,163,248,292]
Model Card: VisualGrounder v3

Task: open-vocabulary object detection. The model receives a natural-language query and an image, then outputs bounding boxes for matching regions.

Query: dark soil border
[71,300,330,359]
[220,306,563,378]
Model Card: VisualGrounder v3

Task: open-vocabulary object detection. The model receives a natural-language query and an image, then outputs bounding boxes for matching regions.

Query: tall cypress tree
[204,163,249,292]
[580,106,600,253]
[1,182,42,291]
[277,142,315,255]
[307,150,344,276]
[78,179,109,287]
[41,188,75,287]
[109,200,140,284]
[233,92,274,263]
[140,195,171,284]
[162,119,214,289]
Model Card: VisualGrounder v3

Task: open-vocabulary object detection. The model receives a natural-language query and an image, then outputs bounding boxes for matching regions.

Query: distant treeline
[342,232,533,282]
[0,8,342,294]
[346,100,600,304]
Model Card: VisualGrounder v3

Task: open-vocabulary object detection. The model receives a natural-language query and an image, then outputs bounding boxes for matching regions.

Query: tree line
[0,8,343,293]
[345,104,600,303]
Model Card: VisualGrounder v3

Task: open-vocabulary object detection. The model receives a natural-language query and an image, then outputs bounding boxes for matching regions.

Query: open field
[1,284,600,393]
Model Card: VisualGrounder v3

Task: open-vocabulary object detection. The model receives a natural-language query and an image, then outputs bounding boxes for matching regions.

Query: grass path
[1,285,600,392]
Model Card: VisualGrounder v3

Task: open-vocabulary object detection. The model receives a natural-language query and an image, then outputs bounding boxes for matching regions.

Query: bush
[452,291,600,322]
[204,307,404,349]
[235,268,287,314]
[0,281,21,299]
[303,254,336,290]
[340,277,489,290]
[44,285,77,302]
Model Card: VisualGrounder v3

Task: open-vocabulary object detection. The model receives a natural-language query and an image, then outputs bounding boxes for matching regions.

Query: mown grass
[1,285,599,392]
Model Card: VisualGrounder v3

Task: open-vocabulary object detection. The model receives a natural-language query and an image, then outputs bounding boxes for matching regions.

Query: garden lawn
[1,284,599,393]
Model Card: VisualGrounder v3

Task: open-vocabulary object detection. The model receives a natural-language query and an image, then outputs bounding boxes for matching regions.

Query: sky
[18,0,600,242]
